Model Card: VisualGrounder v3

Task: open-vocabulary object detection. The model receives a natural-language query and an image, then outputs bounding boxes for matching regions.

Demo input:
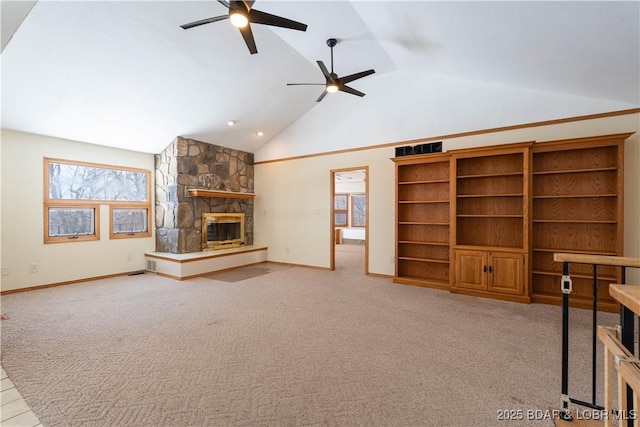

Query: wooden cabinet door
[455,250,487,290]
[488,252,524,295]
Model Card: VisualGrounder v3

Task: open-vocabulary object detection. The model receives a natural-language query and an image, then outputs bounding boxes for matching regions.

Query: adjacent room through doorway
[331,167,368,273]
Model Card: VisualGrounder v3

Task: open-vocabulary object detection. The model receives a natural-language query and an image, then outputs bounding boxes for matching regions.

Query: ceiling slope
[255,70,638,161]
[2,1,638,156]
[0,0,37,52]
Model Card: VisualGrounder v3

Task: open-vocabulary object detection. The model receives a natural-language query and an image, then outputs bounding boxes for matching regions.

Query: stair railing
[554,253,640,425]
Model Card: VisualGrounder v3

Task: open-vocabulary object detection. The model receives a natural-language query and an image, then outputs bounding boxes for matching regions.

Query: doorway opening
[330,167,368,273]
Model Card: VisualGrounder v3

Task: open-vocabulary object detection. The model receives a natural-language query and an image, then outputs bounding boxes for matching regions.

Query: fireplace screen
[202,213,245,251]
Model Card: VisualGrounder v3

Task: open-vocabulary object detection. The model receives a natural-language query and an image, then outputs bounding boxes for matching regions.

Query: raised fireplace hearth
[202,213,245,251]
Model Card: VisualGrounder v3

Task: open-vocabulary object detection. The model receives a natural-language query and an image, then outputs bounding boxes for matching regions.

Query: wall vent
[146,260,157,273]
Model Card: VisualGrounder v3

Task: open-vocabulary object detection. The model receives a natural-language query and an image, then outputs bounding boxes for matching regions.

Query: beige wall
[255,151,394,270]
[2,112,638,292]
[1,129,156,292]
[0,130,3,293]
[254,113,640,282]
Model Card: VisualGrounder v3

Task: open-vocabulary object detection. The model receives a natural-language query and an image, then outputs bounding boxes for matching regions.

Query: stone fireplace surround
[154,137,254,254]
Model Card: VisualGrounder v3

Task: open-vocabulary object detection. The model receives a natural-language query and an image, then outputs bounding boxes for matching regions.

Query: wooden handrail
[553,253,640,268]
[598,325,640,427]
[610,285,640,317]
[600,284,640,427]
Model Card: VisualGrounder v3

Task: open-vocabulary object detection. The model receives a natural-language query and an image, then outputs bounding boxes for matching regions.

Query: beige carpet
[0,248,617,426]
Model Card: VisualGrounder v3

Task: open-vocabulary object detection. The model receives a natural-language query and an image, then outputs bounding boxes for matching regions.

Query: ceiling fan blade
[316,61,332,81]
[339,85,366,97]
[340,69,376,85]
[180,15,229,30]
[240,0,255,10]
[238,24,258,54]
[248,9,307,31]
[286,83,326,86]
[217,0,231,8]
[316,90,329,103]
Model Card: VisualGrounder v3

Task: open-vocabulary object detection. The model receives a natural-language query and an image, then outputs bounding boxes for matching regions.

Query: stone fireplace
[154,137,254,254]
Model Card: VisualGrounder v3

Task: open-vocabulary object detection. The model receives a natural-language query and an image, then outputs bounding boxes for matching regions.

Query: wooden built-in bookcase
[530,133,628,311]
[450,142,531,303]
[392,133,632,309]
[393,153,451,289]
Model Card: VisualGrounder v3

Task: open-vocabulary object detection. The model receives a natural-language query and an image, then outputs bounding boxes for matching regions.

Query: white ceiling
[336,169,365,183]
[2,1,639,155]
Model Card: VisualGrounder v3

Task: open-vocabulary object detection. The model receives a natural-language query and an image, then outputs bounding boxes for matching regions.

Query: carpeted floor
[0,246,617,426]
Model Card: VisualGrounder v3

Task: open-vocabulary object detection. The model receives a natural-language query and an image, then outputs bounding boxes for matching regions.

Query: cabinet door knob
[488,266,493,273]
[483,265,487,273]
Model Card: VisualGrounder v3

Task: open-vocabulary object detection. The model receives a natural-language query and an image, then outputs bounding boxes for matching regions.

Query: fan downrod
[326,38,337,74]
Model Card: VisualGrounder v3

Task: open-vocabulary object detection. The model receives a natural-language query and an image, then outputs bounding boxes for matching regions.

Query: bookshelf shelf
[393,153,451,289]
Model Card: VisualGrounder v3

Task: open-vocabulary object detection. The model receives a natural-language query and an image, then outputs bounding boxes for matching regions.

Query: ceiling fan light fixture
[287,37,375,102]
[180,1,306,54]
[326,84,339,93]
[229,12,249,28]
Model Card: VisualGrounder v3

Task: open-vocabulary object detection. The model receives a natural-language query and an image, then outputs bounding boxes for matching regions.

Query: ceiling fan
[287,38,376,102]
[180,0,307,55]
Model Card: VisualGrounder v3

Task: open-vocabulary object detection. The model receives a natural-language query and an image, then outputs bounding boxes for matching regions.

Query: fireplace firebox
[202,213,245,251]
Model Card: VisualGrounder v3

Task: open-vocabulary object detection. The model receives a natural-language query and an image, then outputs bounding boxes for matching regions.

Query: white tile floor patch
[0,365,42,427]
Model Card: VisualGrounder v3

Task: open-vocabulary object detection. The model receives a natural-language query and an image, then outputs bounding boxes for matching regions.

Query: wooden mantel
[187,189,256,200]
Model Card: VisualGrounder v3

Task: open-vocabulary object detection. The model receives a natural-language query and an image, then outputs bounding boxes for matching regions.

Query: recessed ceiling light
[256,131,264,137]
[227,120,236,126]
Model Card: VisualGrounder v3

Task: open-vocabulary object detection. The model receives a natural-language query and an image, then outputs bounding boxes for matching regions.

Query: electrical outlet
[1,267,9,276]
[29,263,38,273]
[390,256,395,264]
[127,254,133,262]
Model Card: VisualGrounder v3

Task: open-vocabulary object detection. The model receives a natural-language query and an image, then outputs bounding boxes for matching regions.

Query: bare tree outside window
[334,194,348,227]
[44,158,151,243]
[48,162,147,201]
[351,194,366,227]
[112,208,148,234]
[48,208,95,237]
[335,194,366,228]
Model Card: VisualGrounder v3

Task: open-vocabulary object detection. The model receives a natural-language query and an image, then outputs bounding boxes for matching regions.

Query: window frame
[109,204,152,239]
[44,201,101,243]
[44,157,151,243]
[349,193,366,228]
[334,194,348,227]
[334,193,367,229]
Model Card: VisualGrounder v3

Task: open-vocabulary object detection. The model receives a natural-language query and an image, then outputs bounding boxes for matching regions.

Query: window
[44,158,151,243]
[110,207,150,239]
[334,194,348,227]
[47,160,148,201]
[334,193,366,228]
[351,194,366,227]
[47,206,99,241]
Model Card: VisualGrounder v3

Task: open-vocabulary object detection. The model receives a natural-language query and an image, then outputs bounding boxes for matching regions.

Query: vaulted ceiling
[2,1,639,155]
